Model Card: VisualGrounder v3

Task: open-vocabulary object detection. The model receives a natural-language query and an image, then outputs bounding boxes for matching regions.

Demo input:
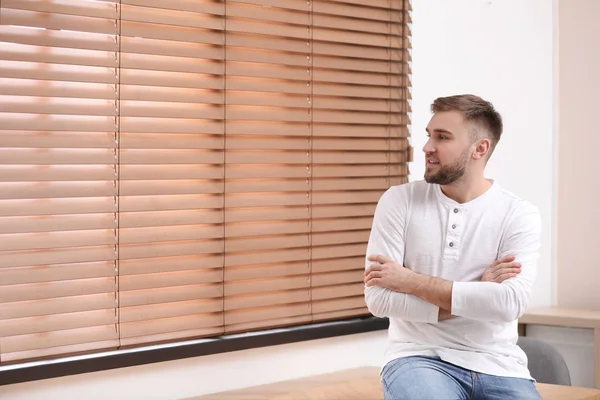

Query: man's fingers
[495,272,520,283]
[364,271,382,283]
[493,255,516,266]
[492,261,521,272]
[364,263,383,276]
[367,254,393,264]
[493,267,521,279]
[365,277,381,287]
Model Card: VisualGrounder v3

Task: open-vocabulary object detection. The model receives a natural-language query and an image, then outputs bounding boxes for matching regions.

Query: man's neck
[440,176,492,204]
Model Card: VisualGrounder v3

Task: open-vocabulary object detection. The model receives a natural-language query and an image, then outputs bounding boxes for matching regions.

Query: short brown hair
[431,94,503,156]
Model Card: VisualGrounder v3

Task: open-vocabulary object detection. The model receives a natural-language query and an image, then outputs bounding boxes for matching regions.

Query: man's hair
[431,94,503,156]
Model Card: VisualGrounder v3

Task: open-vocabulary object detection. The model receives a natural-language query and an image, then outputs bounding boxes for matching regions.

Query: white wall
[410,0,555,308]
[555,0,600,308]
[0,1,559,399]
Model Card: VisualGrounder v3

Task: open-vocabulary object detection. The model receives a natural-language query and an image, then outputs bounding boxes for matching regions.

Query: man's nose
[422,138,435,154]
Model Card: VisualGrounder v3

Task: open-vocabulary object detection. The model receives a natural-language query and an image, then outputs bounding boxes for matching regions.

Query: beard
[424,149,469,186]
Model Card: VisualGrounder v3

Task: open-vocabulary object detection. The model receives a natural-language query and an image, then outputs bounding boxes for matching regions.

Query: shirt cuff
[451,281,471,317]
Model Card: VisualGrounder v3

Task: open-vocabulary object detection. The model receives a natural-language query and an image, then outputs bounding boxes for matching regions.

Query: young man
[364,94,542,400]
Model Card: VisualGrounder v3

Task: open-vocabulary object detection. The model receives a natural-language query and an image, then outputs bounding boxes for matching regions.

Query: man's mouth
[427,160,439,165]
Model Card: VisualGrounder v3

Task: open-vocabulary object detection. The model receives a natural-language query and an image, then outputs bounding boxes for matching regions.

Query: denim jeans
[381,356,541,400]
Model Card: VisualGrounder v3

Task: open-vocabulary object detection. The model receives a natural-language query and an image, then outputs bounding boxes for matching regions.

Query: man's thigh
[381,356,471,400]
[474,373,541,400]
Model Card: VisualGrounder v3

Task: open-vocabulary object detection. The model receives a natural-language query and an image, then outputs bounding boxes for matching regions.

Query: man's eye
[439,135,446,140]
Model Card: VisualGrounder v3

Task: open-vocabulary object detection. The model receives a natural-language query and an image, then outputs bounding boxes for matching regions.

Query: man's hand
[364,254,417,293]
[481,255,521,283]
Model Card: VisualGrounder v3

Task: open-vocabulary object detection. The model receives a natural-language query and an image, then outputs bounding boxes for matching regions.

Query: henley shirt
[365,179,542,379]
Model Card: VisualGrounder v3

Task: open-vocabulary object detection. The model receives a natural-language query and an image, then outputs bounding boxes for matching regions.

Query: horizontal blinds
[310,0,410,322]
[117,0,226,347]
[0,0,412,362]
[0,0,120,363]
[223,0,312,333]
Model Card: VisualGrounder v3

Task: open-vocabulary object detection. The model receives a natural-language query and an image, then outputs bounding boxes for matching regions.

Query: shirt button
[453,208,459,213]
[449,242,454,247]
[452,224,457,229]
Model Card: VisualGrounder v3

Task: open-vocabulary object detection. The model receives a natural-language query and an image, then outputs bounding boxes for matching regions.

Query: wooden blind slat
[0,165,116,182]
[0,246,117,268]
[121,21,224,46]
[225,261,309,281]
[226,234,309,253]
[227,0,308,12]
[312,230,370,247]
[0,293,117,319]
[120,209,222,228]
[312,270,365,287]
[312,164,406,177]
[312,217,373,233]
[119,326,223,347]
[0,309,117,337]
[119,284,222,307]
[0,25,116,52]
[120,270,222,292]
[225,249,310,268]
[312,256,364,273]
[227,20,308,40]
[120,298,222,323]
[0,130,115,148]
[313,1,394,21]
[121,0,224,15]
[225,303,310,326]
[119,239,224,260]
[0,198,117,217]
[1,9,118,35]
[1,278,117,303]
[119,225,223,244]
[118,313,223,339]
[312,296,366,314]
[2,0,118,19]
[119,255,222,276]
[226,207,308,223]
[312,204,377,219]
[1,325,118,353]
[0,213,116,234]
[312,282,364,300]
[121,4,223,30]
[120,194,223,212]
[0,230,116,252]
[225,289,309,311]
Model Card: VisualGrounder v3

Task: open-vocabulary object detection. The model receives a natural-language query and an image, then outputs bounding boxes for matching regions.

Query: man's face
[422,110,473,185]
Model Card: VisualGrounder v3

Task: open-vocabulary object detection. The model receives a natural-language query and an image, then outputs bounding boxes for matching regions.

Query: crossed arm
[363,189,542,324]
[365,254,523,321]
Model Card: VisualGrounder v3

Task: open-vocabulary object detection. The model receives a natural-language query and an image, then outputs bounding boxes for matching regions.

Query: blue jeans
[382,356,541,400]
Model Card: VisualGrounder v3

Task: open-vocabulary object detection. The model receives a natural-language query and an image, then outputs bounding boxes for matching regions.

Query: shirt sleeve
[450,201,542,322]
[364,186,440,323]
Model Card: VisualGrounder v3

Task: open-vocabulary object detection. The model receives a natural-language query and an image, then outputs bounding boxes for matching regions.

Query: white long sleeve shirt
[365,180,542,379]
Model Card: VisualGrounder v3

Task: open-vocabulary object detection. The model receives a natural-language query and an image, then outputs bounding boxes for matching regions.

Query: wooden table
[188,367,600,400]
[519,307,600,389]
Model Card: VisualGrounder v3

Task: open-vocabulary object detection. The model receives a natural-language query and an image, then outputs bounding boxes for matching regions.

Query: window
[0,0,412,367]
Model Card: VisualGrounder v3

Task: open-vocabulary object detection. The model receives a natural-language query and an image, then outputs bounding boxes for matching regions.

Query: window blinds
[0,0,412,363]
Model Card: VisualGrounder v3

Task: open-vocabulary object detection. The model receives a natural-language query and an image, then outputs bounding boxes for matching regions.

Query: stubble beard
[424,150,469,186]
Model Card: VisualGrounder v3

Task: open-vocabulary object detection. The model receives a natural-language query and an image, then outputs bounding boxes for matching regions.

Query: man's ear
[472,138,491,160]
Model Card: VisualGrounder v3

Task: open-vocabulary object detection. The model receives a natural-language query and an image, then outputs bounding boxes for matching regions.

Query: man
[364,94,542,400]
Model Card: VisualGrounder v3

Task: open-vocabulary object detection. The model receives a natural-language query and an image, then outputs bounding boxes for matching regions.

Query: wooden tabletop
[187,367,600,400]
[520,307,600,329]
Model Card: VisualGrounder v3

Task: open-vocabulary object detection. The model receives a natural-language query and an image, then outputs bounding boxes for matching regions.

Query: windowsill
[0,316,389,386]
